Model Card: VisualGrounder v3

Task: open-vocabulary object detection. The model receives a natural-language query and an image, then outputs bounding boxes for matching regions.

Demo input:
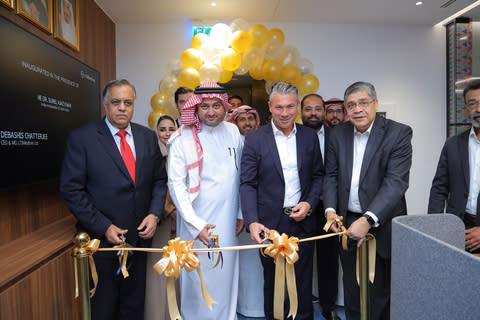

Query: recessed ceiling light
[416,1,423,5]
[211,2,217,6]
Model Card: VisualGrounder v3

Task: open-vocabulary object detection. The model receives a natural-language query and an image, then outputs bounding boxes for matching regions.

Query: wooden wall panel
[0,1,116,318]
[0,0,115,243]
[0,248,81,320]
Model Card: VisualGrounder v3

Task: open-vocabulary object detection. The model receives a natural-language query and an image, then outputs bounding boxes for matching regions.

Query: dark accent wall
[0,1,115,318]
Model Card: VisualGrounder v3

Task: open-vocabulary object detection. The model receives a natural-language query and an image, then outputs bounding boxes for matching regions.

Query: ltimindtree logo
[80,70,96,83]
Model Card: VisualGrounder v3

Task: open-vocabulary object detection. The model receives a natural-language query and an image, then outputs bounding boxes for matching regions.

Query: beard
[472,112,480,128]
[302,116,324,130]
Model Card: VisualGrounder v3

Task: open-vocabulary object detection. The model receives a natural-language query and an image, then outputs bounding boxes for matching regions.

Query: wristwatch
[362,214,375,226]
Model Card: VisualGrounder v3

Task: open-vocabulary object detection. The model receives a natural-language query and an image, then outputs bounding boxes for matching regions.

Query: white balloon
[230,18,250,33]
[279,45,300,66]
[263,38,283,61]
[200,38,223,64]
[159,76,179,97]
[297,57,314,75]
[209,23,232,49]
[199,63,221,83]
[166,59,183,77]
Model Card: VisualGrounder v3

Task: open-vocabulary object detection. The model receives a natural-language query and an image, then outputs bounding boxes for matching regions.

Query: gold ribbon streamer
[355,233,376,285]
[323,217,348,250]
[153,237,217,320]
[73,239,100,298]
[262,230,299,320]
[113,243,132,279]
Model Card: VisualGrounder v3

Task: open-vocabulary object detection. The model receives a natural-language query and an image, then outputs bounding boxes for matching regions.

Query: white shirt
[317,125,325,163]
[105,117,136,159]
[466,127,480,215]
[271,121,301,207]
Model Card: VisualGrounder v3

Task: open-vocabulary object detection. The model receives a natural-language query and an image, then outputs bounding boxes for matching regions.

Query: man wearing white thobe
[168,82,243,320]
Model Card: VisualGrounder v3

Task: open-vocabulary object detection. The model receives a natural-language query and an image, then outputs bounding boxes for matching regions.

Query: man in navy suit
[240,81,324,320]
[428,79,480,253]
[301,94,340,320]
[60,79,167,320]
[324,81,412,320]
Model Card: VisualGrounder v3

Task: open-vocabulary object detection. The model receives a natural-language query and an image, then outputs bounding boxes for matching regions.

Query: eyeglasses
[345,99,375,111]
[466,101,480,109]
[199,102,223,111]
[326,109,344,114]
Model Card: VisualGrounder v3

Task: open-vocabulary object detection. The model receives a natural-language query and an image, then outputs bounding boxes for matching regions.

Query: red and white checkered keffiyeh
[227,105,260,129]
[176,82,231,197]
[180,82,232,131]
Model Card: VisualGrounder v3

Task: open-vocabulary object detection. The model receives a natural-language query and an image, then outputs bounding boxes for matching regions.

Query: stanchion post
[73,232,92,320]
[359,239,370,320]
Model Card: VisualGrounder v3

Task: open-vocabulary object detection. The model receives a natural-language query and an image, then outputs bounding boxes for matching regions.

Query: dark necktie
[117,130,135,183]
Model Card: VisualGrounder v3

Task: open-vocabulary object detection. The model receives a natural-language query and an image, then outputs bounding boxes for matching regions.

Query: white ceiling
[95,0,479,25]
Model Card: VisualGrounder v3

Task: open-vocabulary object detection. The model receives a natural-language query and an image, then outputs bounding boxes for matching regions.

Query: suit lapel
[296,125,304,172]
[459,130,470,190]
[360,117,385,183]
[345,124,354,184]
[265,124,285,181]
[96,119,133,183]
[131,124,144,184]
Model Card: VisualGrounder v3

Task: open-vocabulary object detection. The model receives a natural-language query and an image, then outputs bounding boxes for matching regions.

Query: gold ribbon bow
[356,233,376,284]
[323,217,348,250]
[262,230,299,320]
[73,239,100,298]
[153,237,216,320]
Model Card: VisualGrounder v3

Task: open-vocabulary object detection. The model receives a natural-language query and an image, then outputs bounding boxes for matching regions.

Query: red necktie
[117,130,136,183]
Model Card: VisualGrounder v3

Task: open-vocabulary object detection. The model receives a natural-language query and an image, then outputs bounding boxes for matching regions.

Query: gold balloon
[248,24,268,48]
[148,111,165,129]
[295,111,303,124]
[268,28,285,44]
[249,64,264,80]
[262,59,282,81]
[230,30,253,53]
[280,65,302,86]
[180,48,203,70]
[218,68,233,83]
[191,33,209,50]
[220,48,242,71]
[178,68,201,89]
[298,74,320,96]
[150,92,169,112]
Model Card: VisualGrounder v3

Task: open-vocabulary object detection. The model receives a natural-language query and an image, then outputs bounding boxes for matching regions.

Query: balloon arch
[148,19,319,128]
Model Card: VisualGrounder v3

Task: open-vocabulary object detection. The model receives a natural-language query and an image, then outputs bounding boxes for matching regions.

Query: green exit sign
[193,26,211,36]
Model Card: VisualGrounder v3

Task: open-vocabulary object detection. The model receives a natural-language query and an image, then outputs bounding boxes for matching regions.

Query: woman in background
[145,115,177,320]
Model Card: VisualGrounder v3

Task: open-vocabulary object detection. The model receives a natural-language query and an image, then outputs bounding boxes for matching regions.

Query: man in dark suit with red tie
[60,79,167,320]
[324,81,412,320]
[240,81,324,320]
[429,79,480,253]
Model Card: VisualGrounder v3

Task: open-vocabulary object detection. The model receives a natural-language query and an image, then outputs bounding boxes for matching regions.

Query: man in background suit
[428,79,480,253]
[324,81,412,320]
[240,81,323,320]
[60,79,167,320]
[301,94,340,320]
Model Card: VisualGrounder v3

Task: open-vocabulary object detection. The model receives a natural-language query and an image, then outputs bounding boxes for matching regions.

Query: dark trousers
[316,214,339,312]
[260,213,315,320]
[90,251,147,320]
[340,214,391,320]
